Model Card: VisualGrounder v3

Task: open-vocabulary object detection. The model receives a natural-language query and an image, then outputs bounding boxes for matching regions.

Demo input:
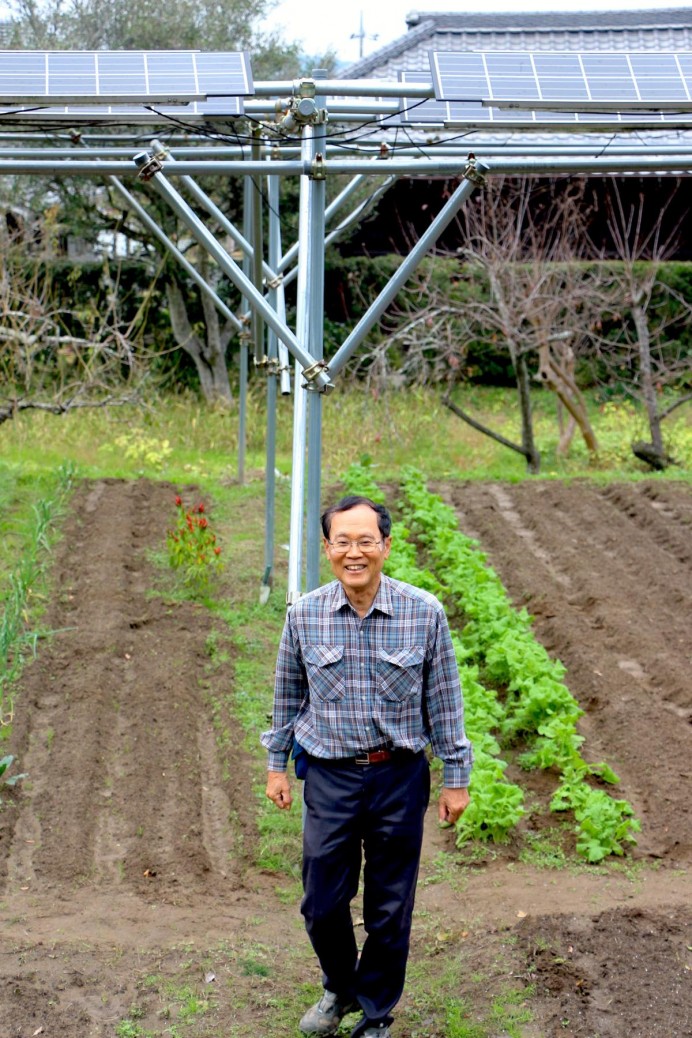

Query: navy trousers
[301,752,430,1027]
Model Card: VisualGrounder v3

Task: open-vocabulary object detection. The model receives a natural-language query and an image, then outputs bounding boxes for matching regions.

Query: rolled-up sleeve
[260,614,306,772]
[425,609,473,788]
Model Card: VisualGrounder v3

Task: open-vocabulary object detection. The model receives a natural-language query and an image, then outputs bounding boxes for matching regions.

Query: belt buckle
[355,753,370,765]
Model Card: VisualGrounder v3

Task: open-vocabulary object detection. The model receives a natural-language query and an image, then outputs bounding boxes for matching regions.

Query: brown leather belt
[354,749,393,764]
[311,748,419,767]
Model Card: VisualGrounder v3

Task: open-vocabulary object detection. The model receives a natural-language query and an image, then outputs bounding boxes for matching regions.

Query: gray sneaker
[299,990,358,1036]
[359,1029,392,1038]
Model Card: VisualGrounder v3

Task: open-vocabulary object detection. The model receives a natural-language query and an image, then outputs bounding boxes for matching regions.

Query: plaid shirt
[261,574,472,787]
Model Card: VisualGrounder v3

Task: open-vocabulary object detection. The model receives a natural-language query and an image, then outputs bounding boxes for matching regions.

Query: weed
[105,429,173,470]
[204,628,230,666]
[490,986,535,1036]
[115,1020,151,1038]
[518,829,571,869]
[176,986,213,1021]
[274,879,303,904]
[420,850,467,890]
[241,956,271,977]
[0,462,74,729]
[444,998,487,1038]
[0,755,28,803]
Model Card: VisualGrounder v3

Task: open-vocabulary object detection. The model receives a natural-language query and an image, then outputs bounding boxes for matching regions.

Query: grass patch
[0,461,75,733]
[406,948,535,1038]
[206,479,305,877]
[1,385,689,484]
[115,1020,153,1038]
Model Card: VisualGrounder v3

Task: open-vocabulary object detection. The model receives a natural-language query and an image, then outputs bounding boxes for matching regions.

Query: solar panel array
[1,48,691,131]
[395,54,692,129]
[0,51,253,104]
[430,51,692,122]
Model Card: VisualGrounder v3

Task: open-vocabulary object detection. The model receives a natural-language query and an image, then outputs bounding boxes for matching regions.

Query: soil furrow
[597,482,691,565]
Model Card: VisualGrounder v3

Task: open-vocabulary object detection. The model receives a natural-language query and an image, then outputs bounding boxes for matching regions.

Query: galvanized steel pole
[262,173,282,603]
[306,72,328,593]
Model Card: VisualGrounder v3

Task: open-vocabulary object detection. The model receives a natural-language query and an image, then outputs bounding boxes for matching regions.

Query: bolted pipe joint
[149,139,170,162]
[133,150,163,181]
[296,97,318,119]
[302,360,333,393]
[296,78,317,98]
[462,158,489,186]
[310,153,327,180]
[279,95,326,131]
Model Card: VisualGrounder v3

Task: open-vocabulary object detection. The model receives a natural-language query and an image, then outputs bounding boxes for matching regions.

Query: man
[261,495,472,1038]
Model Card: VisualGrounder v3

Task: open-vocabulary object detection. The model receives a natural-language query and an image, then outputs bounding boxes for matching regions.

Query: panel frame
[430,50,692,114]
[0,50,254,105]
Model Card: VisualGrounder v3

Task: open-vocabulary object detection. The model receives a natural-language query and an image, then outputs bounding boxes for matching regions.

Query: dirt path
[0,478,690,1038]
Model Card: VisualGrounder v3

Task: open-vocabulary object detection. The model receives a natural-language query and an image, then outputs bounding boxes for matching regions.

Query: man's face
[324,503,391,600]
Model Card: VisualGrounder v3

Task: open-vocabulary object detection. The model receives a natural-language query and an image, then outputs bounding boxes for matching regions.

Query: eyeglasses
[327,538,383,554]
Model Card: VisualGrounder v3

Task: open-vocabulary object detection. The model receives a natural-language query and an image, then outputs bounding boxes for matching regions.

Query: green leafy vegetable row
[397,466,639,863]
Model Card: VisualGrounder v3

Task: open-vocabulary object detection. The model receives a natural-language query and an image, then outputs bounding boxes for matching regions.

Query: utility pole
[350,11,378,59]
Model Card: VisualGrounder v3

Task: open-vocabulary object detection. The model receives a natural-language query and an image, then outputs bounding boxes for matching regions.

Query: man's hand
[438,786,470,826]
[266,770,293,810]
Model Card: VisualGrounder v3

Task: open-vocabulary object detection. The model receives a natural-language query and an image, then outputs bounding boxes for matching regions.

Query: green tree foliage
[7,0,302,76]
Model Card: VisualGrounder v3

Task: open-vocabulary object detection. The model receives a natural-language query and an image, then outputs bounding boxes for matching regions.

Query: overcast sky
[1,0,688,64]
[259,0,692,65]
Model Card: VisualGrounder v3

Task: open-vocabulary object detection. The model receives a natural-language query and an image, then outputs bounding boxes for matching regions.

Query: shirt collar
[329,574,395,617]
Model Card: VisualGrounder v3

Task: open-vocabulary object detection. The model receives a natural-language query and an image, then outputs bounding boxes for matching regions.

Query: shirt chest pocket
[303,644,346,702]
[377,646,425,702]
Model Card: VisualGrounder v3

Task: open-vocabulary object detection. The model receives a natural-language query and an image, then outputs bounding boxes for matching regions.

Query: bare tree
[0,238,148,426]
[455,177,605,472]
[587,180,692,469]
[165,255,237,406]
[345,262,478,390]
[347,178,602,472]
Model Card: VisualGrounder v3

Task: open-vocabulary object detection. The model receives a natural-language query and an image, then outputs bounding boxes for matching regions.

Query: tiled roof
[344,7,692,78]
[404,9,692,32]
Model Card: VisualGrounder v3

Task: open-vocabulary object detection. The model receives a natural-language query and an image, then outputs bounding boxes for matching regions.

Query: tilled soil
[0,477,690,1038]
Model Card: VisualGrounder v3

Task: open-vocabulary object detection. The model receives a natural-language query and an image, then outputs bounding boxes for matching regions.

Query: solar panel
[397,71,448,125]
[394,57,692,129]
[0,51,253,104]
[430,51,692,112]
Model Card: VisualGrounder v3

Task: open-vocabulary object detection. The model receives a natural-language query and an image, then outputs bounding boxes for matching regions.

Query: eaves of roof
[405,8,692,32]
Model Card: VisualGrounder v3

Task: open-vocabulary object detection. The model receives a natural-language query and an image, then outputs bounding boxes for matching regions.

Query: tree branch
[0,393,138,427]
[442,393,532,459]
[660,392,692,421]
